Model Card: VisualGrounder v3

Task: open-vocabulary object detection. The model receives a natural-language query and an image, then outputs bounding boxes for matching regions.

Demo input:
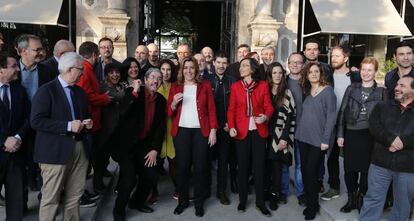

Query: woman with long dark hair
[120,57,141,88]
[157,59,178,198]
[337,57,387,213]
[227,57,274,216]
[168,57,218,217]
[295,62,337,220]
[265,62,296,211]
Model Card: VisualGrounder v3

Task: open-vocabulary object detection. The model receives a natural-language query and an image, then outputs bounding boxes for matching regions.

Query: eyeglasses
[29,47,44,53]
[70,67,84,72]
[147,75,162,82]
[288,61,304,66]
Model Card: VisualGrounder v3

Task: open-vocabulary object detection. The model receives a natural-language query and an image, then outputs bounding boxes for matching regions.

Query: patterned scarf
[241,80,257,117]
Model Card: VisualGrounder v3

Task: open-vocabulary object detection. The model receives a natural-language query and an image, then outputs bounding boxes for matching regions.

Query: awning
[308,0,412,36]
[0,0,63,25]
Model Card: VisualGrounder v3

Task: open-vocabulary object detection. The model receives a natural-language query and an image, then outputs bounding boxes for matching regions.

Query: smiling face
[22,38,44,64]
[214,56,228,76]
[201,47,214,63]
[239,59,253,79]
[107,69,121,85]
[395,77,414,104]
[183,60,196,83]
[128,61,139,80]
[145,71,163,92]
[271,66,284,85]
[394,46,414,69]
[360,63,376,83]
[99,40,114,59]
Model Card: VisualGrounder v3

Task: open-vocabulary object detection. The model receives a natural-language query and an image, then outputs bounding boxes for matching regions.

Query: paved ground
[0,157,407,221]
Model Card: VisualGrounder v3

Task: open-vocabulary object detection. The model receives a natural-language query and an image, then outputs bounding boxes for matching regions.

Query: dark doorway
[154,0,223,56]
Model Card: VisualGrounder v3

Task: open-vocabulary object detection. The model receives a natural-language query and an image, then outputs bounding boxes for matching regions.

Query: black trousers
[235,130,266,207]
[326,140,340,190]
[269,158,283,195]
[216,128,232,193]
[113,146,158,214]
[0,158,25,221]
[92,130,111,181]
[299,142,324,213]
[174,127,209,207]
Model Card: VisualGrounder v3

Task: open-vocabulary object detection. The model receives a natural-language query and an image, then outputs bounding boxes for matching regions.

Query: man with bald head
[147,43,160,68]
[201,46,214,74]
[176,43,191,63]
[42,39,75,77]
[193,53,208,77]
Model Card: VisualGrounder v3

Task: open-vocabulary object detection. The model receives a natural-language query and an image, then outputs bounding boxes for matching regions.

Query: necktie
[2,85,10,124]
[68,86,80,119]
[2,85,9,111]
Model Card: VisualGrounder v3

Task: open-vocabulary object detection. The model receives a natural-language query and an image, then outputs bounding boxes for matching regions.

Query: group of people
[0,30,413,221]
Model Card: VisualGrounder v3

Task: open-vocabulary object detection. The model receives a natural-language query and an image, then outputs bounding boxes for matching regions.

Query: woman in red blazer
[167,56,218,217]
[227,57,274,216]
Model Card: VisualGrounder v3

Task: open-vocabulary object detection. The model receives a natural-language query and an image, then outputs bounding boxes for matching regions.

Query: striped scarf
[241,80,257,117]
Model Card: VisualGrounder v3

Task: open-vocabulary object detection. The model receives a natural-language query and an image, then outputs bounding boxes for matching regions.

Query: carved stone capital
[248,18,282,52]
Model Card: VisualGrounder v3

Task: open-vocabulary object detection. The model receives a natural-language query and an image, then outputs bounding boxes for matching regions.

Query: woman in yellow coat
[157,59,178,199]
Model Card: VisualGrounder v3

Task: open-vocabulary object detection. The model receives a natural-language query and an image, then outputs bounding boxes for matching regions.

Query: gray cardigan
[295,86,337,148]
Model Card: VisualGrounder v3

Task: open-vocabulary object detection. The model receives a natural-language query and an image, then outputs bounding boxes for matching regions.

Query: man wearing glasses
[31,52,93,220]
[95,37,121,83]
[16,34,56,200]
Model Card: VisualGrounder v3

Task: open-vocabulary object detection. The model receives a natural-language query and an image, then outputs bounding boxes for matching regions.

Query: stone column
[247,0,282,53]
[97,0,130,61]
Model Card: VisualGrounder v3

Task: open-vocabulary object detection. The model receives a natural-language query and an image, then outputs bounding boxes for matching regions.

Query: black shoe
[217,192,230,205]
[277,194,287,204]
[305,212,316,220]
[195,206,204,217]
[237,203,246,213]
[356,192,364,213]
[84,190,100,201]
[340,192,356,213]
[137,205,154,213]
[269,194,278,211]
[79,194,97,208]
[256,205,271,217]
[174,202,189,215]
[303,207,309,215]
[298,194,306,206]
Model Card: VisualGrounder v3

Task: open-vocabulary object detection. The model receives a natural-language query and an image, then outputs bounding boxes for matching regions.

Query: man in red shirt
[78,41,112,201]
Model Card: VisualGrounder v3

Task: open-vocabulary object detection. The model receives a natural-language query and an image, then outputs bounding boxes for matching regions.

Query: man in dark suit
[16,34,56,191]
[0,53,31,221]
[31,52,93,221]
[41,39,75,77]
[112,68,166,221]
[95,37,122,82]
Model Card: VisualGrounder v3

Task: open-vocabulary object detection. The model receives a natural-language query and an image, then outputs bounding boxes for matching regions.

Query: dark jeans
[113,147,158,214]
[173,127,209,207]
[216,128,232,193]
[0,159,25,221]
[269,158,283,195]
[92,130,111,181]
[235,130,266,207]
[299,142,324,213]
[327,141,340,190]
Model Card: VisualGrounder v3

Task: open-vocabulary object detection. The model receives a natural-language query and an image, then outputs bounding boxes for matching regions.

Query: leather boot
[356,192,364,213]
[340,192,356,213]
[269,193,279,211]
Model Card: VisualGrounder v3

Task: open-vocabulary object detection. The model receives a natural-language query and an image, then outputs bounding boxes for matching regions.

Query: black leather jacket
[337,82,387,138]
[369,100,414,173]
[203,72,235,127]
